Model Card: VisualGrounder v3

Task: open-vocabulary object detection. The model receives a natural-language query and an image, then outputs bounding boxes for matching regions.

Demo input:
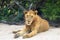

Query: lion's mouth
[27,23,31,25]
[25,21,32,25]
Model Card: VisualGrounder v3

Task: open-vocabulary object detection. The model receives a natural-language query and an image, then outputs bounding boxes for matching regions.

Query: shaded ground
[0,23,60,40]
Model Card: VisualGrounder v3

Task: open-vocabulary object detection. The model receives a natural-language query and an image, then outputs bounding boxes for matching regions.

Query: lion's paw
[14,33,20,38]
[23,34,30,39]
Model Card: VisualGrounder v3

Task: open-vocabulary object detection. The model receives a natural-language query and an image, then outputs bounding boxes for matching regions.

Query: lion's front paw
[13,31,17,34]
[14,33,20,38]
[23,34,30,39]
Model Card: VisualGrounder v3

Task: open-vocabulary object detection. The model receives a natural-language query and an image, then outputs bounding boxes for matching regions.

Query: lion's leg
[23,30,37,38]
[13,30,21,34]
[14,27,27,38]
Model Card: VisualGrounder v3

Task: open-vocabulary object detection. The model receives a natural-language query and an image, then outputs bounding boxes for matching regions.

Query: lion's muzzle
[25,20,32,25]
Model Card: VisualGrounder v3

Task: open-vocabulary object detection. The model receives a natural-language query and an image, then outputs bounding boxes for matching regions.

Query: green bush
[0,0,60,23]
[41,0,60,21]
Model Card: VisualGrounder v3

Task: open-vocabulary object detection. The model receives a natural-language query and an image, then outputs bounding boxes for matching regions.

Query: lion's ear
[34,10,38,15]
[23,10,27,14]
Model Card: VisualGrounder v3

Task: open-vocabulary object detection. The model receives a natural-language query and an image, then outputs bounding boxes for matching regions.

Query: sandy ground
[0,23,60,40]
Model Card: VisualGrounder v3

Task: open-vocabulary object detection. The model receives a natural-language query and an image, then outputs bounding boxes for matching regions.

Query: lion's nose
[28,21,30,22]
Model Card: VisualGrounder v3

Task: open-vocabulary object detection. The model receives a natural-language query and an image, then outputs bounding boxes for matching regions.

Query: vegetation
[0,0,60,24]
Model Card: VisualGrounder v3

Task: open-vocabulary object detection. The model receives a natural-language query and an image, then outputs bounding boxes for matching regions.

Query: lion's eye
[27,15,28,17]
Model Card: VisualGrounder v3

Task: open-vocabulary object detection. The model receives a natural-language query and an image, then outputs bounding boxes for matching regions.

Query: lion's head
[24,10,38,25]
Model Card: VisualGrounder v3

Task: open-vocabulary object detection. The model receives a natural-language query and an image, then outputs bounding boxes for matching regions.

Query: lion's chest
[29,23,36,31]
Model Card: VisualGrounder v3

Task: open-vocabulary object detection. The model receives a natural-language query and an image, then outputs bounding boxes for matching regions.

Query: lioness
[13,10,49,38]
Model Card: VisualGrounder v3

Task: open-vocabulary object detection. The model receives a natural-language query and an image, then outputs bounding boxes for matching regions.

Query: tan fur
[13,10,49,38]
